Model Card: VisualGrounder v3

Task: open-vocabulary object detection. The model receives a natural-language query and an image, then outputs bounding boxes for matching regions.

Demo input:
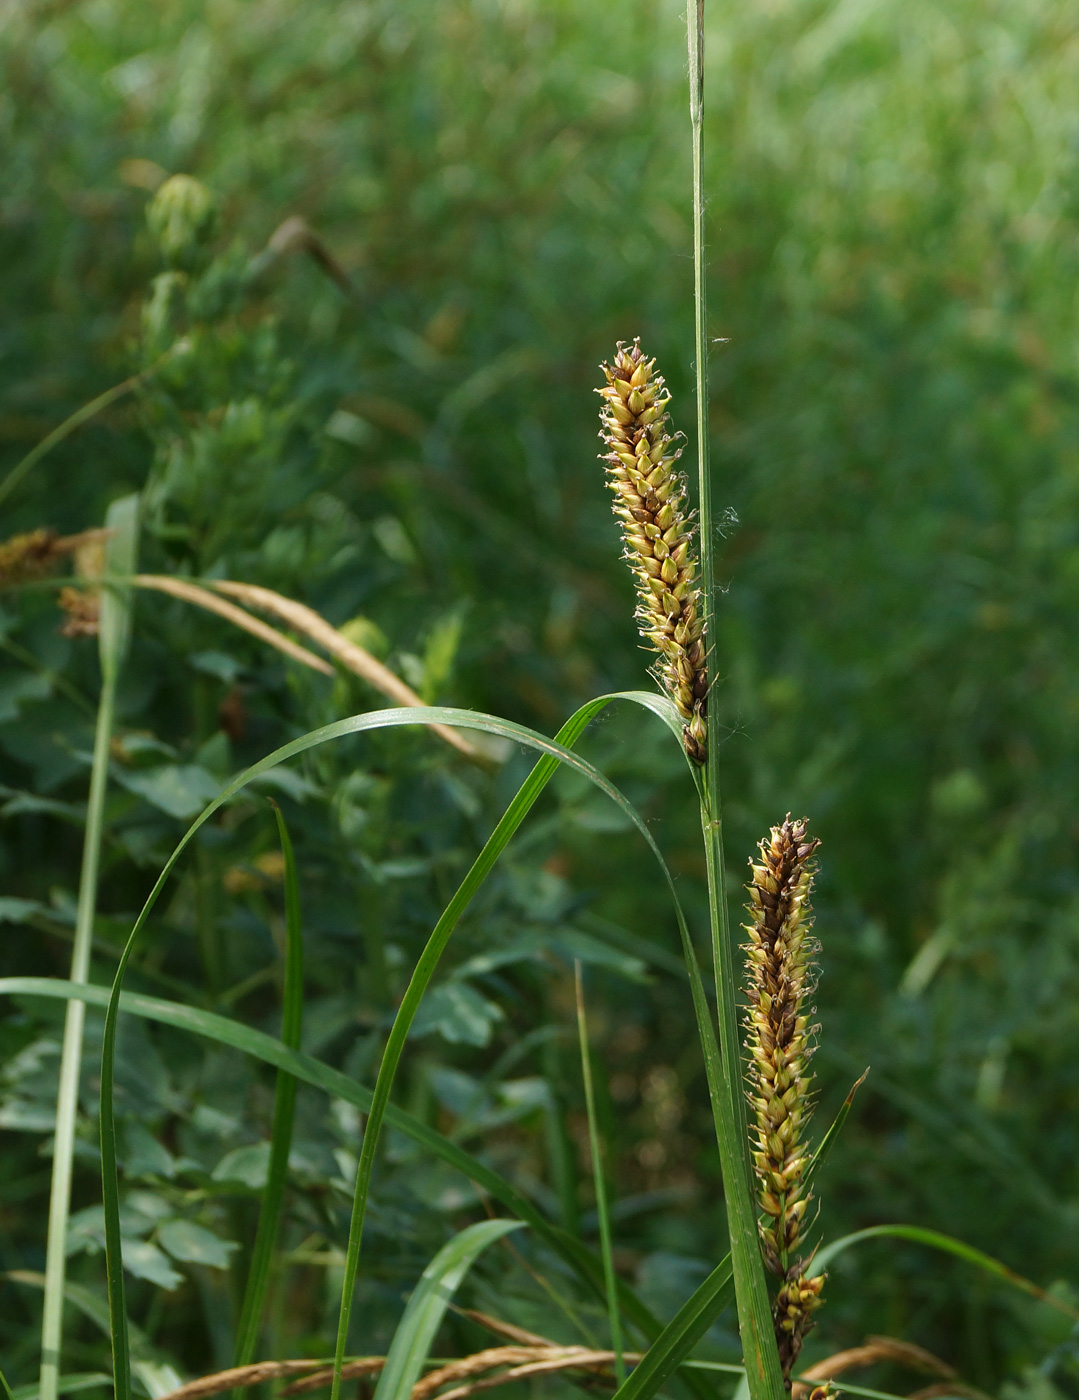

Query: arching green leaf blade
[90,695,703,1400]
[0,977,683,1371]
[231,803,305,1374]
[812,1224,1078,1320]
[611,1256,734,1400]
[373,1220,524,1400]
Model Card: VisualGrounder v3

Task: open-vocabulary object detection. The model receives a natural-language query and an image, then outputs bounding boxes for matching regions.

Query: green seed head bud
[147,174,219,271]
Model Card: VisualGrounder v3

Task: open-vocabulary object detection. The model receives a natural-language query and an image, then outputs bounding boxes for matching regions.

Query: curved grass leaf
[91,695,706,1400]
[0,349,180,509]
[611,1255,734,1400]
[0,977,684,1372]
[802,1068,869,1192]
[638,1063,870,1400]
[799,1384,951,1400]
[10,1375,112,1400]
[574,963,624,1384]
[682,1366,943,1400]
[372,1220,524,1400]
[324,696,720,1400]
[812,1224,1079,1321]
[231,803,304,1375]
[5,1269,152,1362]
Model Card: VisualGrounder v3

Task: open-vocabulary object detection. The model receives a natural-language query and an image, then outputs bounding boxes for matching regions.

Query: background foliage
[2,0,1078,1394]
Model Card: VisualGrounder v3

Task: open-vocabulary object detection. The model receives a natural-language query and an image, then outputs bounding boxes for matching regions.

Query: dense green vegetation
[2,0,1078,1395]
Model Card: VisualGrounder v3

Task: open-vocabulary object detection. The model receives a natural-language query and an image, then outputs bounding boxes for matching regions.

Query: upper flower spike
[597,339,708,763]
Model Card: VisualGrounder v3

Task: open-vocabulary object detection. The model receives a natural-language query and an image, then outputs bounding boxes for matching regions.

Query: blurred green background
[2,0,1078,1393]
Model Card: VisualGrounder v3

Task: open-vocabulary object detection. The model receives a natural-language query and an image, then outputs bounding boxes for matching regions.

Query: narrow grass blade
[324,700,694,1400]
[0,350,180,509]
[40,494,137,1400]
[0,1364,14,1400]
[93,697,679,1400]
[6,1269,152,1358]
[687,0,790,1363]
[801,1384,955,1400]
[802,1069,869,1192]
[685,0,786,1390]
[812,1224,1079,1320]
[372,1220,524,1400]
[826,1050,1058,1221]
[683,1374,925,1400]
[682,1368,965,1400]
[90,691,712,1400]
[231,803,305,1375]
[612,1255,734,1400]
[11,1376,112,1400]
[98,497,138,669]
[1,977,686,1375]
[574,962,625,1385]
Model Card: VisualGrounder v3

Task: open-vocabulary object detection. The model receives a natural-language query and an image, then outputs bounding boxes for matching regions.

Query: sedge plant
[9,1,1079,1395]
[683,8,788,1391]
[20,4,788,1394]
[594,8,823,1391]
[596,331,785,1398]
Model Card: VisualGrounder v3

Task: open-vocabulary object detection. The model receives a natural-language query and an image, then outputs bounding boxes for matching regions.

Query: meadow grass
[2,0,1079,1395]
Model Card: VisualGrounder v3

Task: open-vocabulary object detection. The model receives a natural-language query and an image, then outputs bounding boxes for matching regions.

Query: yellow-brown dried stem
[743,815,824,1380]
[597,339,707,763]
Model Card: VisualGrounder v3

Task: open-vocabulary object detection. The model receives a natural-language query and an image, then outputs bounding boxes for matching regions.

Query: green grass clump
[1,1,1079,1397]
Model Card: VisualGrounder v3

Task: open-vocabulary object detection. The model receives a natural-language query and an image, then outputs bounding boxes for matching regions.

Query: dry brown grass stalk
[791,1334,974,1400]
[162,1338,645,1400]
[798,1335,958,1382]
[210,580,483,762]
[430,1348,641,1400]
[457,1309,554,1346]
[156,1358,338,1400]
[281,1345,641,1399]
[1,527,485,761]
[278,1359,386,1396]
[409,1348,548,1400]
[278,1357,389,1396]
[135,575,334,675]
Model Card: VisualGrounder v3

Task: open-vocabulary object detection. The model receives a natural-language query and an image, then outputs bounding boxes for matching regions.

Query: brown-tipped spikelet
[743,815,824,1383]
[0,529,61,588]
[597,339,708,763]
[743,815,820,1272]
[57,586,100,638]
[773,1267,824,1381]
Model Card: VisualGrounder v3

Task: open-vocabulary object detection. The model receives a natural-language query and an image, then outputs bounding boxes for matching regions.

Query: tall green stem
[686,9,786,1399]
[575,962,626,1386]
[39,496,138,1400]
[39,665,118,1400]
